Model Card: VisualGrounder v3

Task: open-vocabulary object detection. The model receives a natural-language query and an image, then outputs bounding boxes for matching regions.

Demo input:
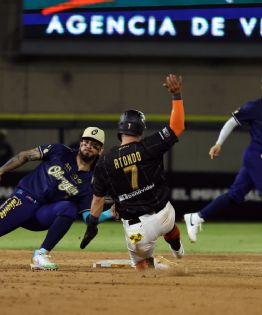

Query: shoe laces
[198,223,203,232]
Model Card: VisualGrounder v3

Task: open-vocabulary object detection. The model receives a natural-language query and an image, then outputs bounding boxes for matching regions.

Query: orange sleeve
[169,99,185,137]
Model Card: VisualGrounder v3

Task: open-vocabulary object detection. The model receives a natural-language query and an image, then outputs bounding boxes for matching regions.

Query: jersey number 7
[124,165,139,190]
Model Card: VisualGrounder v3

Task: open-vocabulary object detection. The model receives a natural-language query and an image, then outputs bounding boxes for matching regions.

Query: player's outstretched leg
[185,193,238,242]
[184,212,204,243]
[164,224,185,258]
[30,248,58,271]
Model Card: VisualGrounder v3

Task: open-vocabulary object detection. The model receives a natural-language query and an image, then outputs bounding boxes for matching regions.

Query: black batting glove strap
[172,93,182,100]
[88,214,99,226]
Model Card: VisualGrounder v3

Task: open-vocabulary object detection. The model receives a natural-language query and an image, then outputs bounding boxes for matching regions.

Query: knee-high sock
[164,224,181,251]
[41,216,74,252]
[199,193,236,220]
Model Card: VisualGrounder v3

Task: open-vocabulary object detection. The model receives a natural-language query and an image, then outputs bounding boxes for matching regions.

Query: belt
[16,189,38,204]
[128,217,141,226]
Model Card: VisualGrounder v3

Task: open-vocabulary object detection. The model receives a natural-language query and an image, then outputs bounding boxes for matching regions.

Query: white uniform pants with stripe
[121,201,175,264]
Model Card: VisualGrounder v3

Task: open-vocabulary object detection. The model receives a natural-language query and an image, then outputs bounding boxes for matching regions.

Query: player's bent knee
[227,192,244,204]
[56,201,78,220]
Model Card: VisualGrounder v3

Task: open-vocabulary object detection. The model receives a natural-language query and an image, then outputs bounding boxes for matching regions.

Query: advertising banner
[1,171,261,221]
[21,1,262,57]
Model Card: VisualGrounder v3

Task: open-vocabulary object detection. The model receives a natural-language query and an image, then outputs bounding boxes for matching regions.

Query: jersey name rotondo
[232,98,262,147]
[92,126,178,219]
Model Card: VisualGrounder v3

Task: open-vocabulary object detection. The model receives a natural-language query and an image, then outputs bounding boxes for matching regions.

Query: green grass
[0,222,261,253]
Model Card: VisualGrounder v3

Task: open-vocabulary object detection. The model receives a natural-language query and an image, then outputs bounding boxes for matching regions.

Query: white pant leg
[122,201,175,264]
[154,201,176,235]
[122,218,156,264]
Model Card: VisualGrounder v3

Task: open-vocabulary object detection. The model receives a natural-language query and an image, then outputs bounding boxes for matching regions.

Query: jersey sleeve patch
[159,127,171,139]
[38,144,53,158]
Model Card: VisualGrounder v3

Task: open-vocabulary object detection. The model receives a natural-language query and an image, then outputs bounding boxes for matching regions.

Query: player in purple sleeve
[184,98,262,242]
[0,127,112,270]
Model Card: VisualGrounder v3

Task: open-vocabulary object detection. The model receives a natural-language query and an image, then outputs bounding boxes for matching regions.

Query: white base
[92,259,133,268]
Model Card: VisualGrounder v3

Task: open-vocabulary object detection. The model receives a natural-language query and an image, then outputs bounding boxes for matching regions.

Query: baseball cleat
[154,256,177,270]
[170,241,185,259]
[135,257,155,270]
[31,249,58,271]
[184,212,204,243]
[30,264,58,271]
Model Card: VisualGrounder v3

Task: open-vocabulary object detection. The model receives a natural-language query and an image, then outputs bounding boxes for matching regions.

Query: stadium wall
[0,0,261,175]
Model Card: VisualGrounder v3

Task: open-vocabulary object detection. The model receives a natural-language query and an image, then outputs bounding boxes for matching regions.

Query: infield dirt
[0,250,262,315]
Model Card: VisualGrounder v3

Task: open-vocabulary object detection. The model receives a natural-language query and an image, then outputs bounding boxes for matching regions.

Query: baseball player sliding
[80,74,185,270]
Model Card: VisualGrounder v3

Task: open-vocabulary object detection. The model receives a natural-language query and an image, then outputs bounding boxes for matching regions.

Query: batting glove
[80,214,99,249]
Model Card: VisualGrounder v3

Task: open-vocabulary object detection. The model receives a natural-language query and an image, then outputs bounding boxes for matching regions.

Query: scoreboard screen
[21,1,262,58]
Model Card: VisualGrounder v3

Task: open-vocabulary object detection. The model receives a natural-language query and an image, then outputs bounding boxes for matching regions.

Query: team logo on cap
[91,129,98,135]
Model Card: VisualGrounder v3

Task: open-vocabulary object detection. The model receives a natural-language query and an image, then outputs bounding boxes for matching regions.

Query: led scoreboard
[21,1,262,57]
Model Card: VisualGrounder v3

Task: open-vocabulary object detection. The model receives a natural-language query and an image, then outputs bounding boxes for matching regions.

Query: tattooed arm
[0,148,41,181]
